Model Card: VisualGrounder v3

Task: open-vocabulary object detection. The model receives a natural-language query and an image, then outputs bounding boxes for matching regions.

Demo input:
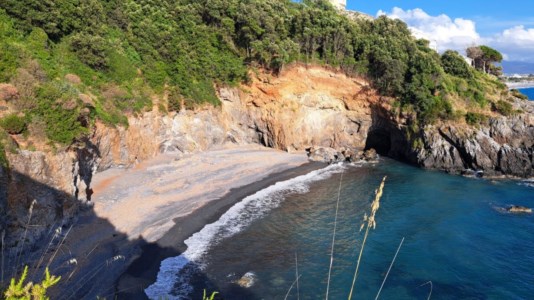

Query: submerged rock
[461,169,484,178]
[235,272,256,288]
[507,205,532,214]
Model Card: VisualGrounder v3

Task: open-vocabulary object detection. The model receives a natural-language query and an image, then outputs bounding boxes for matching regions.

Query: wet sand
[50,145,322,299]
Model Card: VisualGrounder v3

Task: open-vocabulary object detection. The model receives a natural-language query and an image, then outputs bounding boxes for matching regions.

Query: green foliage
[441,50,472,79]
[4,266,61,300]
[480,45,503,64]
[168,87,183,112]
[510,89,528,100]
[0,0,511,144]
[203,289,219,300]
[0,44,20,82]
[0,139,8,169]
[465,112,489,126]
[0,114,27,134]
[467,45,503,75]
[69,33,109,70]
[33,82,88,144]
[492,100,513,116]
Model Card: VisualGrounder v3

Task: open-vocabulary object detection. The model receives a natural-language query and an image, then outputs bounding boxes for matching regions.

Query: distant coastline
[505,81,534,89]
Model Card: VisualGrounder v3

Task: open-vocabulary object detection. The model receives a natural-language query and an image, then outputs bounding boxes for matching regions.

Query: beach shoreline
[505,81,534,89]
[47,145,324,299]
[115,160,326,299]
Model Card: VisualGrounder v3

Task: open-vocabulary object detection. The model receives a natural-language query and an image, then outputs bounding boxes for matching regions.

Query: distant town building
[463,56,473,67]
[328,0,374,21]
[329,0,346,10]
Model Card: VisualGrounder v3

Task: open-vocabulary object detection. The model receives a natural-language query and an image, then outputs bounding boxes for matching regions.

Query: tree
[466,46,483,69]
[441,50,472,79]
[480,45,503,75]
[466,45,503,74]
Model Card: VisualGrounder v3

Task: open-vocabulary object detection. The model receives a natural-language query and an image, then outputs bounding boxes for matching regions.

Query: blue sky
[349,0,534,35]
[345,1,534,62]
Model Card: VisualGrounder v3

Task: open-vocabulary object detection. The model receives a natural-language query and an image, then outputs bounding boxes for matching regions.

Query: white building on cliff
[329,0,347,10]
[328,0,374,21]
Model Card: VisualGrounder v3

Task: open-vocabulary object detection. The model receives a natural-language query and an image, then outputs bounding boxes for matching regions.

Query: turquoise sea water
[148,159,534,299]
[518,87,534,100]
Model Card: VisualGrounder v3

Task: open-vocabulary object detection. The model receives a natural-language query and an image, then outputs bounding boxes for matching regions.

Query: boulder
[507,205,532,214]
[363,148,378,161]
[235,272,256,288]
[307,147,343,163]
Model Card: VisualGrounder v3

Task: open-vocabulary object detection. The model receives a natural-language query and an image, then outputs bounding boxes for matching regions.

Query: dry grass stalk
[1,230,5,285]
[62,254,126,300]
[13,200,36,279]
[375,237,405,300]
[284,274,303,300]
[420,281,433,300]
[325,170,344,300]
[46,225,73,270]
[348,176,387,300]
[295,251,300,300]
[34,227,62,276]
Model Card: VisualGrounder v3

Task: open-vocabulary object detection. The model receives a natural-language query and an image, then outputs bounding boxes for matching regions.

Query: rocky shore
[0,65,532,297]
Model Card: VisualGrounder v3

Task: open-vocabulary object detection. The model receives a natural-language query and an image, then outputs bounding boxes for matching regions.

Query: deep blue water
[148,159,534,299]
[518,88,534,100]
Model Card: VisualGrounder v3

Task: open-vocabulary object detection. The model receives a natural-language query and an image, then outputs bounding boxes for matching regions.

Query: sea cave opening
[365,128,392,156]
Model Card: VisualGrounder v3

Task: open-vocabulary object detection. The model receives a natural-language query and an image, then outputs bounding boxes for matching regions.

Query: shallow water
[148,159,534,299]
[518,87,534,100]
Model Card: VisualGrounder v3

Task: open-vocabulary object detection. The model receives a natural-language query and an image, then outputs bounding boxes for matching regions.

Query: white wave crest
[145,163,345,299]
[519,179,534,188]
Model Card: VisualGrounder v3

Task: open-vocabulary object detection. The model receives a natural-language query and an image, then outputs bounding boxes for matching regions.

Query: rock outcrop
[403,112,534,178]
[507,205,532,214]
[219,65,388,152]
[1,64,532,250]
[307,146,378,164]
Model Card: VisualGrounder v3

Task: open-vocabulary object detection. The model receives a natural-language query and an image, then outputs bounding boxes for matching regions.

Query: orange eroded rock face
[223,65,390,151]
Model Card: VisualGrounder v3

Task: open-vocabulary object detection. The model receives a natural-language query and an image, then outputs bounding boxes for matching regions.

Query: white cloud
[377,7,534,62]
[487,26,534,61]
[377,7,480,53]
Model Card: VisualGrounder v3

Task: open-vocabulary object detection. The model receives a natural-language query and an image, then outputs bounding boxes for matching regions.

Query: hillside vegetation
[0,0,514,149]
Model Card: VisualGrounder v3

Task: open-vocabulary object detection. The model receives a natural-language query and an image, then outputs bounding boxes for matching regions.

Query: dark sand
[116,161,325,299]
[46,146,324,299]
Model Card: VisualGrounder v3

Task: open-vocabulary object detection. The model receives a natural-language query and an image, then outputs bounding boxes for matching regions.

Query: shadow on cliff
[364,104,418,164]
[0,171,227,300]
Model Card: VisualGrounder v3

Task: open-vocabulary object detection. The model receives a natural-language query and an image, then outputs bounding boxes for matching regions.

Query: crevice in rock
[437,128,472,170]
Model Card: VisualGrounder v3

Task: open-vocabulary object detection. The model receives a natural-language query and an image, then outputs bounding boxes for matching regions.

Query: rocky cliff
[412,112,533,178]
[1,65,532,249]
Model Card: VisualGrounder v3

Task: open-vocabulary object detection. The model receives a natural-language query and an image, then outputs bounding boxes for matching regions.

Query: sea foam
[145,163,345,299]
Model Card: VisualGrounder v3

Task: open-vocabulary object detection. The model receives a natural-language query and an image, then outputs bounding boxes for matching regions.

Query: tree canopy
[466,45,503,76]
[0,0,510,146]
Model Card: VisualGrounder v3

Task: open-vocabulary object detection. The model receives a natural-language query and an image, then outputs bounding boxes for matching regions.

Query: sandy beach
[505,81,534,89]
[48,145,320,299]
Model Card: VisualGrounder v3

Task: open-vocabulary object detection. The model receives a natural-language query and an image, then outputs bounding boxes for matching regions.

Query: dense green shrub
[4,266,60,299]
[510,89,528,100]
[33,82,88,144]
[69,33,109,70]
[0,0,512,144]
[0,114,26,134]
[492,100,513,116]
[465,112,489,126]
[441,50,473,79]
[0,43,20,82]
[0,140,8,169]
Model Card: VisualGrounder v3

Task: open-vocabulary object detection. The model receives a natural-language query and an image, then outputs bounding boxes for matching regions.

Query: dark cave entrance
[365,128,392,156]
